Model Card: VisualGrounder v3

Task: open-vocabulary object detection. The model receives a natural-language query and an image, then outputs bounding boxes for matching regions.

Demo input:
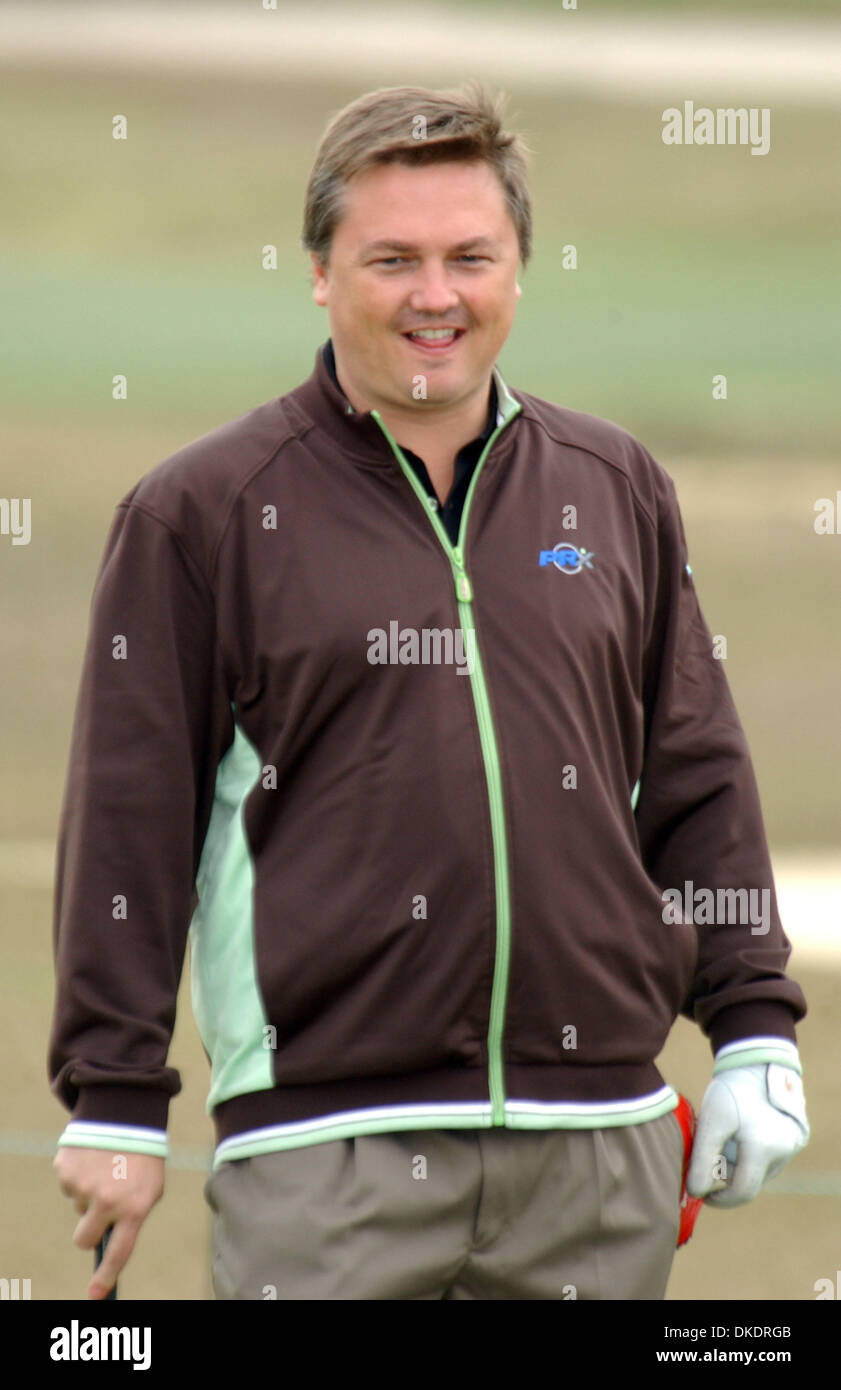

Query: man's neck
[330,349,494,503]
[384,396,490,494]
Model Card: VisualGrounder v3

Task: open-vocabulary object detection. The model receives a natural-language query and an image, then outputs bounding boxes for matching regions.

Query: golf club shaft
[96,1225,117,1299]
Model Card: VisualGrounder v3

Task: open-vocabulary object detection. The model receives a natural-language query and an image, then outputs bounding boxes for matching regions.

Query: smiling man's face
[310,158,522,421]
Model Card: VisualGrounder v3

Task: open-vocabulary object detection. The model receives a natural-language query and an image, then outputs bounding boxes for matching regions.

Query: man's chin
[387,386,468,412]
[381,366,488,411]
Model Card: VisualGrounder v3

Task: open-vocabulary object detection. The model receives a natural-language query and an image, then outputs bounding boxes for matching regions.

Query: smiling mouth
[401,328,466,351]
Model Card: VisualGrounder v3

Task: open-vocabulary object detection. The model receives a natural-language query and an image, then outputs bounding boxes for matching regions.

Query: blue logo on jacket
[539,543,595,574]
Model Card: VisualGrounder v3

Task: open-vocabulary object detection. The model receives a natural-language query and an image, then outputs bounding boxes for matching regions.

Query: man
[50,82,809,1301]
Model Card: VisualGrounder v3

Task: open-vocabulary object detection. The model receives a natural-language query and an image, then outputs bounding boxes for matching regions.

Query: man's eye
[374,255,487,266]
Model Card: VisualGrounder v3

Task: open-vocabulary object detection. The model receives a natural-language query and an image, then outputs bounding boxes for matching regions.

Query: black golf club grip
[95,1226,117,1300]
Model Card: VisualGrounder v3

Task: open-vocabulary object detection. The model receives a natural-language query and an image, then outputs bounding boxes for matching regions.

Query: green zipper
[370,376,522,1125]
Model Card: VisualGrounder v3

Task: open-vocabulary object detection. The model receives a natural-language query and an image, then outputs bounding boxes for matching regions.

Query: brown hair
[302,81,532,269]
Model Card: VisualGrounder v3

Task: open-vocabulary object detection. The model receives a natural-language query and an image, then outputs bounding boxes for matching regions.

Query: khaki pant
[205,1114,684,1300]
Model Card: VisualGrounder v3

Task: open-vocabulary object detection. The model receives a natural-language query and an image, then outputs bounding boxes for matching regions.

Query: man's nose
[406,262,461,312]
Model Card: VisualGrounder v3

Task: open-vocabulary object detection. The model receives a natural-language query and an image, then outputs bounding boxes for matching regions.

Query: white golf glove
[687,1060,809,1208]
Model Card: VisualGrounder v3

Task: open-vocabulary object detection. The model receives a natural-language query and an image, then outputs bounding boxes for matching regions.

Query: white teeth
[409,329,459,340]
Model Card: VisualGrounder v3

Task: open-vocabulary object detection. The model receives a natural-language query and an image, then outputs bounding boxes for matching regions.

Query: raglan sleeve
[632,468,807,1060]
[47,497,234,1158]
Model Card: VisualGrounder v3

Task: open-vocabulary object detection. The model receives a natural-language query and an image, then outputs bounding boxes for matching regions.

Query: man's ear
[515,279,523,300]
[310,252,329,306]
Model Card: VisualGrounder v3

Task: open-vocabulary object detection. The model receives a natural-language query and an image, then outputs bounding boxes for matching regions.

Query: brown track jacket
[48,345,806,1167]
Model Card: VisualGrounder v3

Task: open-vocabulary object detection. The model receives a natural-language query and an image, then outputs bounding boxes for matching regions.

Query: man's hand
[53,1147,165,1298]
[687,1063,809,1208]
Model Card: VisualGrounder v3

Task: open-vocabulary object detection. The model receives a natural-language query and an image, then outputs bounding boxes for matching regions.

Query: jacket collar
[282,340,522,469]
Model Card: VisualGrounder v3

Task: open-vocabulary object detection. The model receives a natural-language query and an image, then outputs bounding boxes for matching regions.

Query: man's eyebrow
[359,237,501,255]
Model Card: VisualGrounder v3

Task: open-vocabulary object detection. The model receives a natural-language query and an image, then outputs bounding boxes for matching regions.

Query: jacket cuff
[713,1036,802,1077]
[707,1002,798,1056]
[56,1085,171,1159]
[57,1120,168,1160]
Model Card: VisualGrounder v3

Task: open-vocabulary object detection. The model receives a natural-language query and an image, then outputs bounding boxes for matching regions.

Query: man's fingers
[704,1129,798,1208]
[703,1147,766,1207]
[687,1079,740,1198]
[87,1220,140,1300]
[74,1202,136,1255]
[687,1123,732,1198]
[73,1203,112,1251]
[54,1149,165,1297]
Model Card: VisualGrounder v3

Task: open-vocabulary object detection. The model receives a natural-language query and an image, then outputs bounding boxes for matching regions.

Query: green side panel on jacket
[189,711,273,1112]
